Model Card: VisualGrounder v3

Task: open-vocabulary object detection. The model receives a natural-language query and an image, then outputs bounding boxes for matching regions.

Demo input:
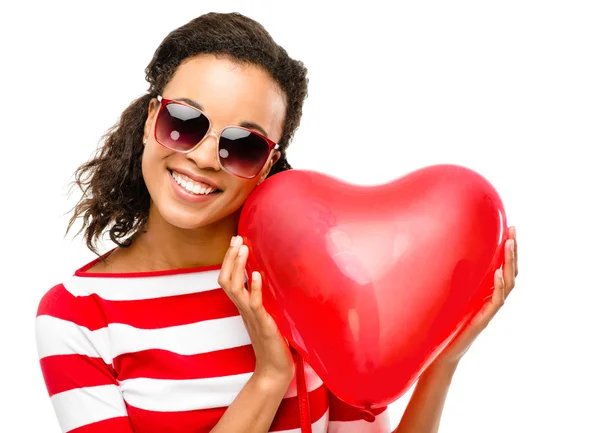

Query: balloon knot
[359,407,376,423]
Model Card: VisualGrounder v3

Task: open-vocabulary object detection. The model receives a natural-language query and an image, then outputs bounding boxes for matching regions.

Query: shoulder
[37,283,73,317]
[36,280,106,331]
[36,280,110,365]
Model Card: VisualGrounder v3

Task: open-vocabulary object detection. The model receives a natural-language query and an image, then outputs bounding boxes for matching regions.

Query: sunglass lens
[156,103,209,151]
[219,128,271,178]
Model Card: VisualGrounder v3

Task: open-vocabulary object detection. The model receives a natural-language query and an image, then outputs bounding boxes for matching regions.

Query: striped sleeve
[36,284,134,433]
[327,391,391,433]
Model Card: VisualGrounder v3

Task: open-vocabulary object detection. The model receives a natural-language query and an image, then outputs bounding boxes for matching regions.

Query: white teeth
[170,170,218,196]
[172,171,182,185]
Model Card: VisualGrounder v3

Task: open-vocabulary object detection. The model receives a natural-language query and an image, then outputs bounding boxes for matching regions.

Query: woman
[36,12,519,433]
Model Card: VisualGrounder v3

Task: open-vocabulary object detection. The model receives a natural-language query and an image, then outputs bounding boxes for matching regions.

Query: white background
[0,1,598,431]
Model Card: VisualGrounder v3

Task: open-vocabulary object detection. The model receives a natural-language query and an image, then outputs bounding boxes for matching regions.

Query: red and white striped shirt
[36,257,390,433]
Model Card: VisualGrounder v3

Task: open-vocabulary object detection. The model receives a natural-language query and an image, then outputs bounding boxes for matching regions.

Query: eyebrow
[174,97,271,138]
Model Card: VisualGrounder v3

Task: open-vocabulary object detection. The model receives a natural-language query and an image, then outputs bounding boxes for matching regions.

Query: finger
[248,272,282,338]
[249,271,263,313]
[471,269,504,331]
[490,268,505,314]
[503,239,516,297]
[229,244,250,305]
[218,236,243,287]
[511,226,519,277]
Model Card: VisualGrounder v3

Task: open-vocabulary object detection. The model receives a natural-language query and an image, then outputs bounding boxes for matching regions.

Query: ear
[258,150,281,184]
[143,97,159,144]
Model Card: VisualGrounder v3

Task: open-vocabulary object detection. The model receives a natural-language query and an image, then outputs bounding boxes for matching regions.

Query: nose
[185,130,221,172]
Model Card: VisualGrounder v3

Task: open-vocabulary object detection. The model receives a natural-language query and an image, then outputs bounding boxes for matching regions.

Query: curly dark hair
[67,12,309,255]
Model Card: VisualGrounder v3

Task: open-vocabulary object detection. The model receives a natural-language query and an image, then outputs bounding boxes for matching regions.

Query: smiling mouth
[169,170,222,195]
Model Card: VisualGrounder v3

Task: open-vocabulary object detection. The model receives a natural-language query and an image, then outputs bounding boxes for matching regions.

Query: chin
[156,196,242,231]
[156,205,215,230]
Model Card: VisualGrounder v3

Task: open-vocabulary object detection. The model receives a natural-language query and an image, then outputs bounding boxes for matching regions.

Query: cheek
[141,146,173,204]
[142,143,170,180]
[141,148,157,188]
[224,179,259,207]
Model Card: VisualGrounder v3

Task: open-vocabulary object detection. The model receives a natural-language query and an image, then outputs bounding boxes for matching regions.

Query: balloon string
[292,348,312,433]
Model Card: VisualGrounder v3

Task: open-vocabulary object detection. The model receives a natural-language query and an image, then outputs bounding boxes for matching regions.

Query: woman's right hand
[218,235,294,387]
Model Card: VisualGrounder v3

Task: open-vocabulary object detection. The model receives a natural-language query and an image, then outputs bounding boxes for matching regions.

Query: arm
[213,236,295,432]
[392,363,457,433]
[209,374,290,433]
[394,227,519,433]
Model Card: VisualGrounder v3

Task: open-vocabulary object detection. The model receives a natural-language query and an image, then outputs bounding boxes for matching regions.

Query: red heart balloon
[239,164,507,409]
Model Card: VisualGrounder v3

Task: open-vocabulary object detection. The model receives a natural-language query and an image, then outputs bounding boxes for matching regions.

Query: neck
[125,204,240,271]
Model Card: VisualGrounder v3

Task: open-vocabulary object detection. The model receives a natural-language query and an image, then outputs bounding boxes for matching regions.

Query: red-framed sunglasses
[153,95,280,179]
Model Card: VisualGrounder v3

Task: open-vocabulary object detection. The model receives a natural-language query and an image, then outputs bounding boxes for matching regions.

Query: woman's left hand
[432,226,519,368]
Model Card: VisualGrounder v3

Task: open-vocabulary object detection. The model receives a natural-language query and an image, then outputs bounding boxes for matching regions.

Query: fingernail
[508,239,514,252]
[230,236,236,246]
[238,245,247,256]
[496,269,502,278]
[234,236,243,247]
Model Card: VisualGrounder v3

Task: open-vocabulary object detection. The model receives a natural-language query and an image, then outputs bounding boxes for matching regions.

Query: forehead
[162,54,286,140]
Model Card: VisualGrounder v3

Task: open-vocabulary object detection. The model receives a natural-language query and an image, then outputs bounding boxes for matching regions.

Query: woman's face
[142,54,286,230]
